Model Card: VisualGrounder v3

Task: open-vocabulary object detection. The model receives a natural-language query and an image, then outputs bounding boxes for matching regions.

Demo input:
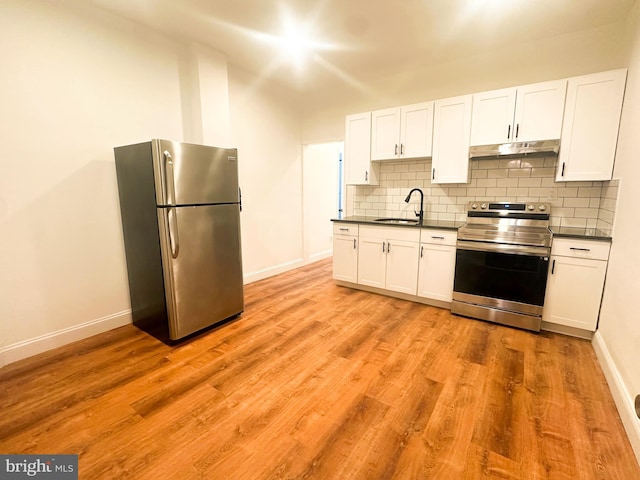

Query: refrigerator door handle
[239,187,242,212]
[168,207,179,258]
[163,150,176,205]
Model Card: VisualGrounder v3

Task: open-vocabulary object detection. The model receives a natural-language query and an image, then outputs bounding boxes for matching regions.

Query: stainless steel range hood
[469,139,560,159]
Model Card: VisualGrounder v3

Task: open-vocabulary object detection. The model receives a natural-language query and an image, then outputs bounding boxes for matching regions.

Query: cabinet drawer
[420,229,457,246]
[551,238,610,260]
[360,225,420,242]
[333,223,359,236]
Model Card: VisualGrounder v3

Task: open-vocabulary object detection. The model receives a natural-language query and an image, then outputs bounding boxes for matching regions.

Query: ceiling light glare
[281,21,313,66]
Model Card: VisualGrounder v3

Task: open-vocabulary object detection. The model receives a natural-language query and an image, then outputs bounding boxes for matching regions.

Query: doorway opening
[302,142,344,264]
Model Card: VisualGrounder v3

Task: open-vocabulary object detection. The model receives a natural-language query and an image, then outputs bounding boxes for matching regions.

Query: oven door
[453,241,550,309]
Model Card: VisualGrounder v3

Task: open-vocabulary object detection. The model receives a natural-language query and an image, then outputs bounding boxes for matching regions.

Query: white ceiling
[89,0,636,93]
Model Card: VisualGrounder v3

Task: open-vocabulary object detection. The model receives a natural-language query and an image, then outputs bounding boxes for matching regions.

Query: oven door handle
[456,240,550,257]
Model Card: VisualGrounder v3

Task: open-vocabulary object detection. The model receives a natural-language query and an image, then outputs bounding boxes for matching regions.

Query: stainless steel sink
[373,218,419,224]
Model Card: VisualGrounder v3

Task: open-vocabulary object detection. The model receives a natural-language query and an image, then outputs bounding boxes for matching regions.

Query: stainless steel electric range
[451,201,552,332]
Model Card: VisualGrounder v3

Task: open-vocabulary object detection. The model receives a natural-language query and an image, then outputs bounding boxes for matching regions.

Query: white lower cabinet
[332,223,359,283]
[543,238,610,331]
[357,226,420,295]
[417,230,457,302]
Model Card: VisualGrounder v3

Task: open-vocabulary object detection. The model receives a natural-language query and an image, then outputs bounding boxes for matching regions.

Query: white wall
[593,2,640,462]
[228,66,304,283]
[0,0,183,364]
[0,0,305,365]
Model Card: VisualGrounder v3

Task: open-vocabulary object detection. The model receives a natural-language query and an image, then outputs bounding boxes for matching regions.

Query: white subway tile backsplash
[561,217,588,228]
[471,169,488,179]
[521,158,546,168]
[557,188,578,197]
[477,179,498,188]
[531,168,556,177]
[518,177,542,188]
[578,187,602,198]
[487,169,509,179]
[467,187,487,196]
[574,208,599,219]
[528,188,553,197]
[508,168,532,178]
[563,197,591,208]
[474,160,500,169]
[507,187,529,196]
[486,187,507,197]
[351,156,619,231]
[496,178,520,187]
[499,159,522,169]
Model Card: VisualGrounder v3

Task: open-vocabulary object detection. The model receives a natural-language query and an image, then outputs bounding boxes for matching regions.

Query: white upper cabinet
[400,102,434,159]
[557,69,627,182]
[432,95,472,184]
[345,112,380,185]
[470,79,566,146]
[371,102,434,161]
[371,107,401,160]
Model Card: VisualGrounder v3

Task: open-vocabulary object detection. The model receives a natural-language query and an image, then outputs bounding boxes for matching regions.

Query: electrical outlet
[550,188,558,199]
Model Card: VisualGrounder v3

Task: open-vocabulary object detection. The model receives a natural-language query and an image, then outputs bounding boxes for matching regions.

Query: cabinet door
[371,107,401,161]
[345,112,379,185]
[557,69,627,182]
[470,88,516,146]
[514,79,566,142]
[357,236,387,288]
[543,256,607,331]
[400,102,434,159]
[385,240,419,295]
[432,95,473,184]
[332,235,358,282]
[417,243,456,302]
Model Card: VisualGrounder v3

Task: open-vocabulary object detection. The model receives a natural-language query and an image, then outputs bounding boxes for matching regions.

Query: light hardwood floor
[1,258,638,479]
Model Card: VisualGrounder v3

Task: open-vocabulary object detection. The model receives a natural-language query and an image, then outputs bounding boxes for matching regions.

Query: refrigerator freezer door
[158,204,244,340]
[153,140,239,206]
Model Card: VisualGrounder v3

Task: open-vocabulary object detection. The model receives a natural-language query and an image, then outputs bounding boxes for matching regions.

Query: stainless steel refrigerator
[114,139,244,342]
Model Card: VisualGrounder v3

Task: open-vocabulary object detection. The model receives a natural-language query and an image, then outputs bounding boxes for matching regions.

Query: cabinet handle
[432,168,435,180]
[551,259,555,274]
[353,238,356,249]
[382,241,385,253]
[431,236,445,240]
[515,123,520,139]
[561,162,565,177]
[394,144,398,155]
[387,242,391,253]
[507,124,511,140]
[420,246,424,258]
[400,144,404,155]
[570,247,591,252]
[365,170,368,182]
[339,227,349,231]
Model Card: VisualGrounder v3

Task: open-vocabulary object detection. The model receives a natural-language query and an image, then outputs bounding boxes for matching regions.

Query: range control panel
[468,201,551,214]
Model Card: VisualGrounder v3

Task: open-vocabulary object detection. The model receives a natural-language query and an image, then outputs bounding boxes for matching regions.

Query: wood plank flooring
[1,258,638,479]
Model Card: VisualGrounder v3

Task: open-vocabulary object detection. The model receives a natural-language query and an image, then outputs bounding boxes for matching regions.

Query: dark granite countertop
[333,216,613,240]
[332,216,463,231]
[549,227,612,241]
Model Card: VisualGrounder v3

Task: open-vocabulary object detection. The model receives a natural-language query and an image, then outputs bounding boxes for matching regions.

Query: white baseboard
[0,310,132,368]
[243,258,305,284]
[307,249,332,263]
[592,331,640,465]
